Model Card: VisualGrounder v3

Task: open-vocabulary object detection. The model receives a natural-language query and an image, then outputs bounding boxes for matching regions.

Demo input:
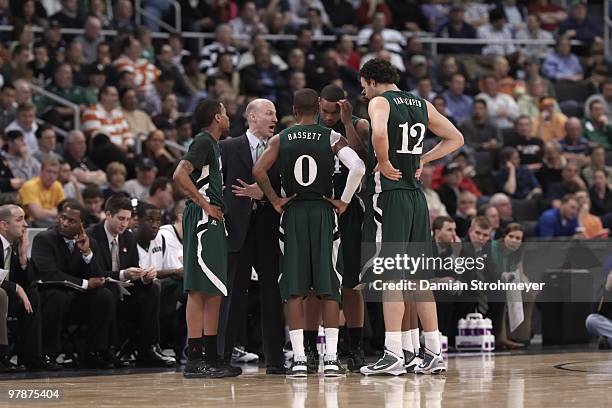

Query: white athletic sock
[410,329,420,354]
[401,331,413,353]
[324,328,339,361]
[424,330,441,355]
[290,329,306,361]
[384,331,403,358]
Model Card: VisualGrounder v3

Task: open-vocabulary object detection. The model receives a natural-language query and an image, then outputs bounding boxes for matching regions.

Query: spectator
[75,16,104,65]
[462,0,489,28]
[103,161,129,201]
[409,77,435,102]
[153,94,180,129]
[305,6,334,37]
[517,78,552,119]
[37,63,88,130]
[175,116,193,150]
[229,1,267,49]
[585,266,612,349]
[558,0,603,44]
[0,44,32,85]
[50,0,84,29]
[335,34,360,72]
[83,63,107,106]
[120,87,157,138]
[501,0,525,32]
[240,44,284,103]
[180,0,238,32]
[29,42,53,87]
[142,72,175,117]
[147,177,174,212]
[156,43,190,99]
[546,161,587,206]
[141,130,176,178]
[17,158,64,227]
[437,162,464,216]
[323,0,358,32]
[589,169,612,220]
[537,141,566,193]
[490,192,518,231]
[421,164,448,223]
[583,145,612,187]
[421,0,450,32]
[65,40,87,87]
[199,24,240,76]
[505,116,544,170]
[584,79,612,123]
[81,184,105,228]
[82,85,133,152]
[57,159,80,201]
[437,4,479,54]
[459,99,503,151]
[542,36,584,82]
[89,0,111,28]
[478,8,516,56]
[63,130,107,186]
[33,125,61,163]
[360,33,406,72]
[0,84,15,130]
[575,189,608,239]
[494,146,542,199]
[3,130,40,182]
[479,204,502,239]
[527,0,567,32]
[124,158,157,201]
[532,97,568,143]
[516,14,554,60]
[535,194,581,238]
[112,0,136,32]
[442,73,473,124]
[294,27,320,66]
[431,95,456,126]
[42,21,65,61]
[357,0,393,27]
[583,100,612,150]
[356,12,405,54]
[181,55,206,97]
[476,75,519,129]
[113,36,160,97]
[5,103,38,154]
[454,191,477,238]
[560,117,590,166]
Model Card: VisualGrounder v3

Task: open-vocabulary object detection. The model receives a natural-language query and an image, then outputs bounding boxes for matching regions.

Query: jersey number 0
[294,155,318,186]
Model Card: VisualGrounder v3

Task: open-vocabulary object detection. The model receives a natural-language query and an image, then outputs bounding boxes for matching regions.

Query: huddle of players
[173,58,465,379]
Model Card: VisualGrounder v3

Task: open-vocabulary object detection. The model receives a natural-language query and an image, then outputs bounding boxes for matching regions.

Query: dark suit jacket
[437,184,459,216]
[220,134,281,252]
[0,239,33,296]
[31,227,101,285]
[239,64,286,99]
[87,221,139,280]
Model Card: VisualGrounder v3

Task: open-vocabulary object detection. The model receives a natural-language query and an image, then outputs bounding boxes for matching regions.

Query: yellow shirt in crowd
[18,177,65,221]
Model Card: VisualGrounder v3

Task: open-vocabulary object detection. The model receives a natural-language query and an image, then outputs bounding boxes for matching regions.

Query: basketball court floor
[0,349,610,407]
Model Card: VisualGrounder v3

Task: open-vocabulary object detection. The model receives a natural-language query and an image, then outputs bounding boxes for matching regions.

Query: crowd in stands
[0,0,610,370]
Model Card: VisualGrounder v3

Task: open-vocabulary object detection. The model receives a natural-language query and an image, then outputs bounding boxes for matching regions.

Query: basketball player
[173,99,239,378]
[253,89,365,378]
[358,59,464,376]
[318,84,370,372]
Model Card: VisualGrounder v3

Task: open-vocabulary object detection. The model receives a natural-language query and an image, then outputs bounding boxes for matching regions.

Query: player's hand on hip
[232,178,264,200]
[415,160,424,180]
[272,194,296,214]
[324,196,348,215]
[375,160,402,181]
[202,201,224,220]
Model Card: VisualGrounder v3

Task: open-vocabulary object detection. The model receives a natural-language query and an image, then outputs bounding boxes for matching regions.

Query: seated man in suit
[87,195,175,367]
[0,204,61,371]
[32,199,119,369]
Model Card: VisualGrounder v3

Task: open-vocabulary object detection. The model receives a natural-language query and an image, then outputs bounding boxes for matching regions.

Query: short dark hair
[293,88,319,116]
[120,36,137,53]
[119,86,135,100]
[35,123,54,139]
[136,201,159,219]
[150,176,172,196]
[470,215,492,230]
[359,58,400,85]
[1,83,14,92]
[175,115,191,128]
[194,99,222,129]
[320,84,345,102]
[82,184,103,200]
[500,146,518,163]
[432,216,455,233]
[5,130,24,142]
[17,102,36,113]
[58,198,85,221]
[99,84,117,99]
[105,195,133,214]
[474,98,487,109]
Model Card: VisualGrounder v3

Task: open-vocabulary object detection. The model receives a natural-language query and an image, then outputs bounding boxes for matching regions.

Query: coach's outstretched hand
[324,196,348,215]
[374,160,402,181]
[272,194,296,214]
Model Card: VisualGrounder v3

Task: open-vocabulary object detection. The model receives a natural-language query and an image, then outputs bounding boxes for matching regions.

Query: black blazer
[0,238,33,296]
[437,184,459,217]
[87,221,139,280]
[31,227,101,285]
[220,134,281,252]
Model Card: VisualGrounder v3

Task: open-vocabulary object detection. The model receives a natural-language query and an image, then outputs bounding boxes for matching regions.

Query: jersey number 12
[396,122,425,155]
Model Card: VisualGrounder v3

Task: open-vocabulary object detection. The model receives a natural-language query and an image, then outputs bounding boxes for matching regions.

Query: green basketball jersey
[279,124,335,200]
[317,115,361,200]
[181,131,225,209]
[366,90,428,194]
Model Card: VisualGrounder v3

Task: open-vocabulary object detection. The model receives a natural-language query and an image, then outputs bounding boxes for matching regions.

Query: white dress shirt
[246,130,265,163]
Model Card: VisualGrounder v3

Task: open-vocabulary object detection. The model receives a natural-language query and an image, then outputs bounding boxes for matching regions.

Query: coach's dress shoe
[83,351,114,369]
[496,339,525,351]
[218,360,242,377]
[136,346,176,367]
[24,355,62,371]
[103,349,131,368]
[266,365,287,375]
[0,357,25,372]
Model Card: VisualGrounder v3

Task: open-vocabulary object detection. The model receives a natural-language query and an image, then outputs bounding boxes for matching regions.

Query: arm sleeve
[336,146,366,204]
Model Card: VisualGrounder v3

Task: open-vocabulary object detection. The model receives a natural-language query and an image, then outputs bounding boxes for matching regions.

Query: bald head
[245,99,278,140]
[565,117,582,140]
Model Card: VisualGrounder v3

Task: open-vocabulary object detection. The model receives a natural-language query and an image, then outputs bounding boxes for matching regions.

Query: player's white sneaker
[287,360,308,378]
[414,351,446,375]
[404,350,421,373]
[360,349,406,376]
[323,360,346,377]
[231,347,259,363]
